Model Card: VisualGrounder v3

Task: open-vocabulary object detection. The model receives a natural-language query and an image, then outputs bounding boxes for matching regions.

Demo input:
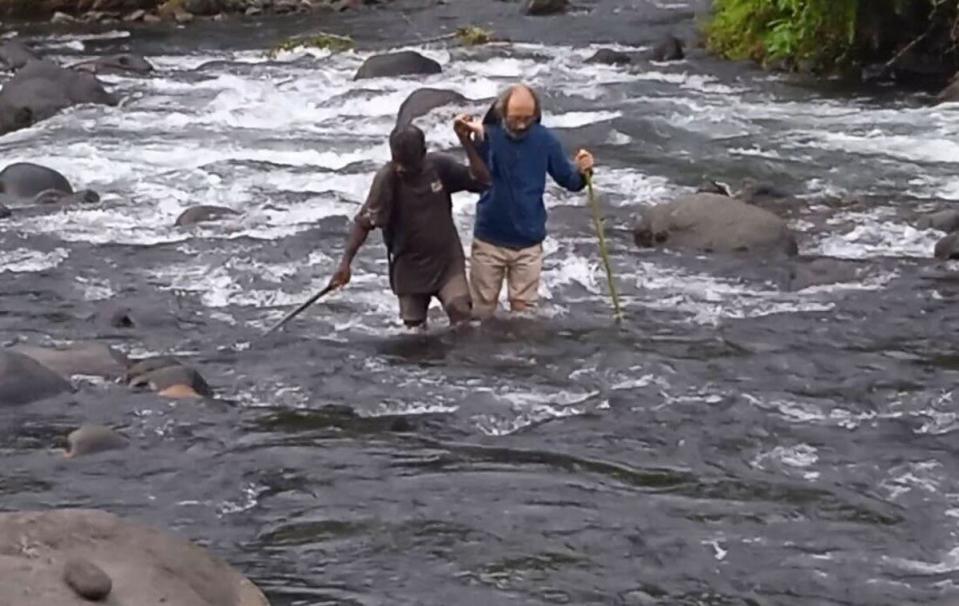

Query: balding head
[495,83,541,138]
[506,84,536,116]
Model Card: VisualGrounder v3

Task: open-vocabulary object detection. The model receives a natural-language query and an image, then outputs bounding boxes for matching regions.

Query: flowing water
[2,0,959,604]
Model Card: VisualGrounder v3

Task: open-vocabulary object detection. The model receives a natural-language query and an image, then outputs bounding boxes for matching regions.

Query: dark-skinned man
[328,115,489,329]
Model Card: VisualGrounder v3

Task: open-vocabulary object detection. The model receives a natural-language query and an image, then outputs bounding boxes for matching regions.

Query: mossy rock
[157,0,186,19]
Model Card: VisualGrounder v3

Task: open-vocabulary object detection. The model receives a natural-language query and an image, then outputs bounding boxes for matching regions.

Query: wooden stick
[586,172,623,322]
[263,282,339,336]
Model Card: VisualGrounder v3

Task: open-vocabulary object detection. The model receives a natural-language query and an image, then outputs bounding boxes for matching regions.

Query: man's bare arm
[459,130,491,187]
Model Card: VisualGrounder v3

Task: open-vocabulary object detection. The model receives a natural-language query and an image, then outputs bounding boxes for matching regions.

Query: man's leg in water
[438,267,472,326]
[469,238,507,319]
[398,295,430,329]
[506,242,543,313]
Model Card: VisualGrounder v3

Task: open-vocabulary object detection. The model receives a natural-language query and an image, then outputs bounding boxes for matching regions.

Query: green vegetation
[704,0,959,76]
[266,33,355,59]
[455,25,495,46]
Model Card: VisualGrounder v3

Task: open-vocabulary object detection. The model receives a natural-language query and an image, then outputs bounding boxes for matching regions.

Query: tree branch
[880,0,948,73]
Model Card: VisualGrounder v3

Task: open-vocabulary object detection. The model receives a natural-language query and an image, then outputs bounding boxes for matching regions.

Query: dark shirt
[355,152,487,295]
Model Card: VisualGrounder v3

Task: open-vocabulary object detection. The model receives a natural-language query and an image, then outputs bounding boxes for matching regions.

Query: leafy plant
[266,33,355,59]
[705,0,857,71]
[455,26,494,46]
[705,0,959,75]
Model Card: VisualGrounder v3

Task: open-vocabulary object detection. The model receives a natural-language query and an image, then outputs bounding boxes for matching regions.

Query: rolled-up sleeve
[545,130,585,192]
[432,153,488,194]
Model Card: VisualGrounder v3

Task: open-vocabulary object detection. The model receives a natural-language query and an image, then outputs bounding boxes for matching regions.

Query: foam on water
[73,275,117,301]
[472,388,600,436]
[884,550,959,576]
[151,252,340,310]
[934,178,959,200]
[752,444,821,481]
[812,213,944,259]
[629,70,750,95]
[542,250,602,295]
[742,394,829,425]
[880,460,944,501]
[629,260,837,325]
[803,130,959,165]
[0,248,70,273]
[593,167,684,207]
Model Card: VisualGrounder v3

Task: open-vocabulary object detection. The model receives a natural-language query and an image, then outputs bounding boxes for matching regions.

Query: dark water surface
[2,1,959,604]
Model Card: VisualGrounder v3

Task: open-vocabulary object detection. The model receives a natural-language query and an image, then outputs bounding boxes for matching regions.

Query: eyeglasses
[505,114,535,128]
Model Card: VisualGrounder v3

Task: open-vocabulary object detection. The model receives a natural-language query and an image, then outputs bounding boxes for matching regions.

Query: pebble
[63,558,112,601]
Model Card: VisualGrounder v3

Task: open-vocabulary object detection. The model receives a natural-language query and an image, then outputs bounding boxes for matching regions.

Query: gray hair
[484,83,542,124]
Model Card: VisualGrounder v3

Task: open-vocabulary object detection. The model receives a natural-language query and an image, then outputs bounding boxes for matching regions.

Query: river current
[2,1,959,604]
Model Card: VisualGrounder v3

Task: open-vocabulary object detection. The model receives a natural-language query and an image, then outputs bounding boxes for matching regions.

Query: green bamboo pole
[585,172,623,322]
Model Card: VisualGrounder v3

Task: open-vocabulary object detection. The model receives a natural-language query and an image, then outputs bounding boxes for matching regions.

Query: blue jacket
[474,123,585,249]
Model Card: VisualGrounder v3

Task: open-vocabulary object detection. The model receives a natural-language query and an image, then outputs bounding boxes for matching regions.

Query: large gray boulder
[934,232,959,259]
[353,51,441,80]
[0,60,117,135]
[0,509,270,606]
[0,40,40,71]
[0,350,74,405]
[395,87,468,129]
[633,193,799,256]
[10,341,129,379]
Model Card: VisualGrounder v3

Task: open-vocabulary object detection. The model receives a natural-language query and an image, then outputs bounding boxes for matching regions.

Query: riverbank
[703,0,959,91]
[0,0,375,26]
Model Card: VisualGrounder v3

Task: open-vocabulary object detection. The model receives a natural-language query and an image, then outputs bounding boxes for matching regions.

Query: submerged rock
[650,35,684,62]
[127,359,213,398]
[525,0,568,16]
[175,204,240,226]
[65,425,129,458]
[586,48,632,65]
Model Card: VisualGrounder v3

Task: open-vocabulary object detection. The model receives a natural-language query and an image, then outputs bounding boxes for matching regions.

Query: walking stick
[263,282,340,336]
[585,172,623,322]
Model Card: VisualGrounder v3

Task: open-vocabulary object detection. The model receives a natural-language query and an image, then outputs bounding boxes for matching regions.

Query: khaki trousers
[469,237,543,319]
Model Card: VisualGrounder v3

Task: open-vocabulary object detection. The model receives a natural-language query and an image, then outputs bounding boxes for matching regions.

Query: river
[2,0,959,604]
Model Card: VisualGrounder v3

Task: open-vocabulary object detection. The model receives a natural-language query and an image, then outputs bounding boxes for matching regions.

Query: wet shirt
[355,152,486,295]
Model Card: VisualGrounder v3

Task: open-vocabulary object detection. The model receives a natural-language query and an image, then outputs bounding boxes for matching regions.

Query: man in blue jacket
[456,84,595,319]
